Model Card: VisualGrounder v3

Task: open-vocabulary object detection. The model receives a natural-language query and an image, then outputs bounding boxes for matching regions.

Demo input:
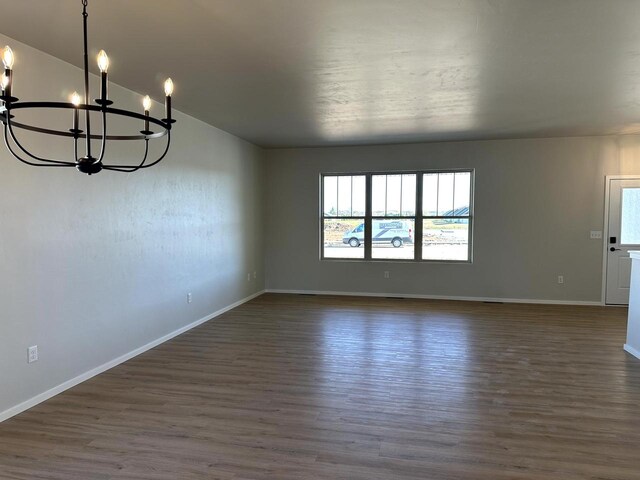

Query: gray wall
[265,136,640,302]
[0,35,265,415]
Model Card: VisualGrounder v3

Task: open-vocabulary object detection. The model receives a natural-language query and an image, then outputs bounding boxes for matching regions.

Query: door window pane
[372,219,415,260]
[423,219,470,261]
[323,219,365,259]
[621,188,640,245]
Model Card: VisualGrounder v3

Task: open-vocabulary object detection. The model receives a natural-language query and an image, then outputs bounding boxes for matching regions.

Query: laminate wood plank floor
[1,294,639,479]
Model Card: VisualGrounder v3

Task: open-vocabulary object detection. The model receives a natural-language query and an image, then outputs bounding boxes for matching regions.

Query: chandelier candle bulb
[97,50,109,72]
[2,46,14,69]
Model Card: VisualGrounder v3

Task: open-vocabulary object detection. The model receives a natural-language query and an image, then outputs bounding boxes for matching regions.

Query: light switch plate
[590,231,602,239]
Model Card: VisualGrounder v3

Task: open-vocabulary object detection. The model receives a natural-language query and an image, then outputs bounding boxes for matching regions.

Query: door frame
[602,175,640,305]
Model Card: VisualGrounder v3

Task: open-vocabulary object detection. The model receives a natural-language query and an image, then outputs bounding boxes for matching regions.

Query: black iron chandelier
[0,0,176,175]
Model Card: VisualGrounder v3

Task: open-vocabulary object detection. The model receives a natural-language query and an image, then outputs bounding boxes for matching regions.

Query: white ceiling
[2,0,640,148]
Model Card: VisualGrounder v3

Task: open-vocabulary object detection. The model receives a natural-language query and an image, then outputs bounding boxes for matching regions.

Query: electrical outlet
[247,273,251,281]
[558,275,564,284]
[187,293,192,304]
[253,271,257,279]
[27,345,38,363]
[590,231,602,239]
[384,271,390,279]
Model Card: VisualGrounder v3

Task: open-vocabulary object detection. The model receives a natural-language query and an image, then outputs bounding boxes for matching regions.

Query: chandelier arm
[6,114,77,165]
[125,130,171,170]
[4,125,75,167]
[102,139,149,172]
[103,131,170,171]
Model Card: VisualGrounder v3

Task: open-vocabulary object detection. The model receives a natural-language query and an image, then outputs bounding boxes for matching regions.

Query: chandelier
[0,0,176,175]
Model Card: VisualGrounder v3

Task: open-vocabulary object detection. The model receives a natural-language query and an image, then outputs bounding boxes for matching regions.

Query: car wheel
[349,238,360,247]
[392,237,403,248]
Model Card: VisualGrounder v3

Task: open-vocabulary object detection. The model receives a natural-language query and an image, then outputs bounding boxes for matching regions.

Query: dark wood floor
[1,294,639,479]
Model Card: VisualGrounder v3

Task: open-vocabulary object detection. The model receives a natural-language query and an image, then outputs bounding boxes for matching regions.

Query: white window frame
[320,169,474,263]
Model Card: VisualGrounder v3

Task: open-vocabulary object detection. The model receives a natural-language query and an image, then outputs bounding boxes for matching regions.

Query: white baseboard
[624,344,640,360]
[0,290,265,424]
[265,289,602,306]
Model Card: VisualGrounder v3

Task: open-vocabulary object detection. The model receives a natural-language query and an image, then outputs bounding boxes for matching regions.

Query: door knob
[610,247,621,252]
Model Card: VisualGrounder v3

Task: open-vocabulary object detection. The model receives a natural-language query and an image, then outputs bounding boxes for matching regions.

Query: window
[422,172,471,261]
[322,175,366,259]
[371,174,416,260]
[321,170,473,262]
[621,188,640,245]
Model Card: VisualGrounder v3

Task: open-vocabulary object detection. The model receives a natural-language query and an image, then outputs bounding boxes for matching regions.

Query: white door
[606,178,640,305]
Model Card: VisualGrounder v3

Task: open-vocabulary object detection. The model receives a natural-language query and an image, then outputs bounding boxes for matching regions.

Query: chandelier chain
[81,0,91,157]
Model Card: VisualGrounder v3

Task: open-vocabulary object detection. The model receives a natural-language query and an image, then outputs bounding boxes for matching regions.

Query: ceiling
[2,0,640,148]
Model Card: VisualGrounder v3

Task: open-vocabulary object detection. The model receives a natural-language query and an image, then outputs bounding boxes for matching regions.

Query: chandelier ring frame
[0,102,172,141]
